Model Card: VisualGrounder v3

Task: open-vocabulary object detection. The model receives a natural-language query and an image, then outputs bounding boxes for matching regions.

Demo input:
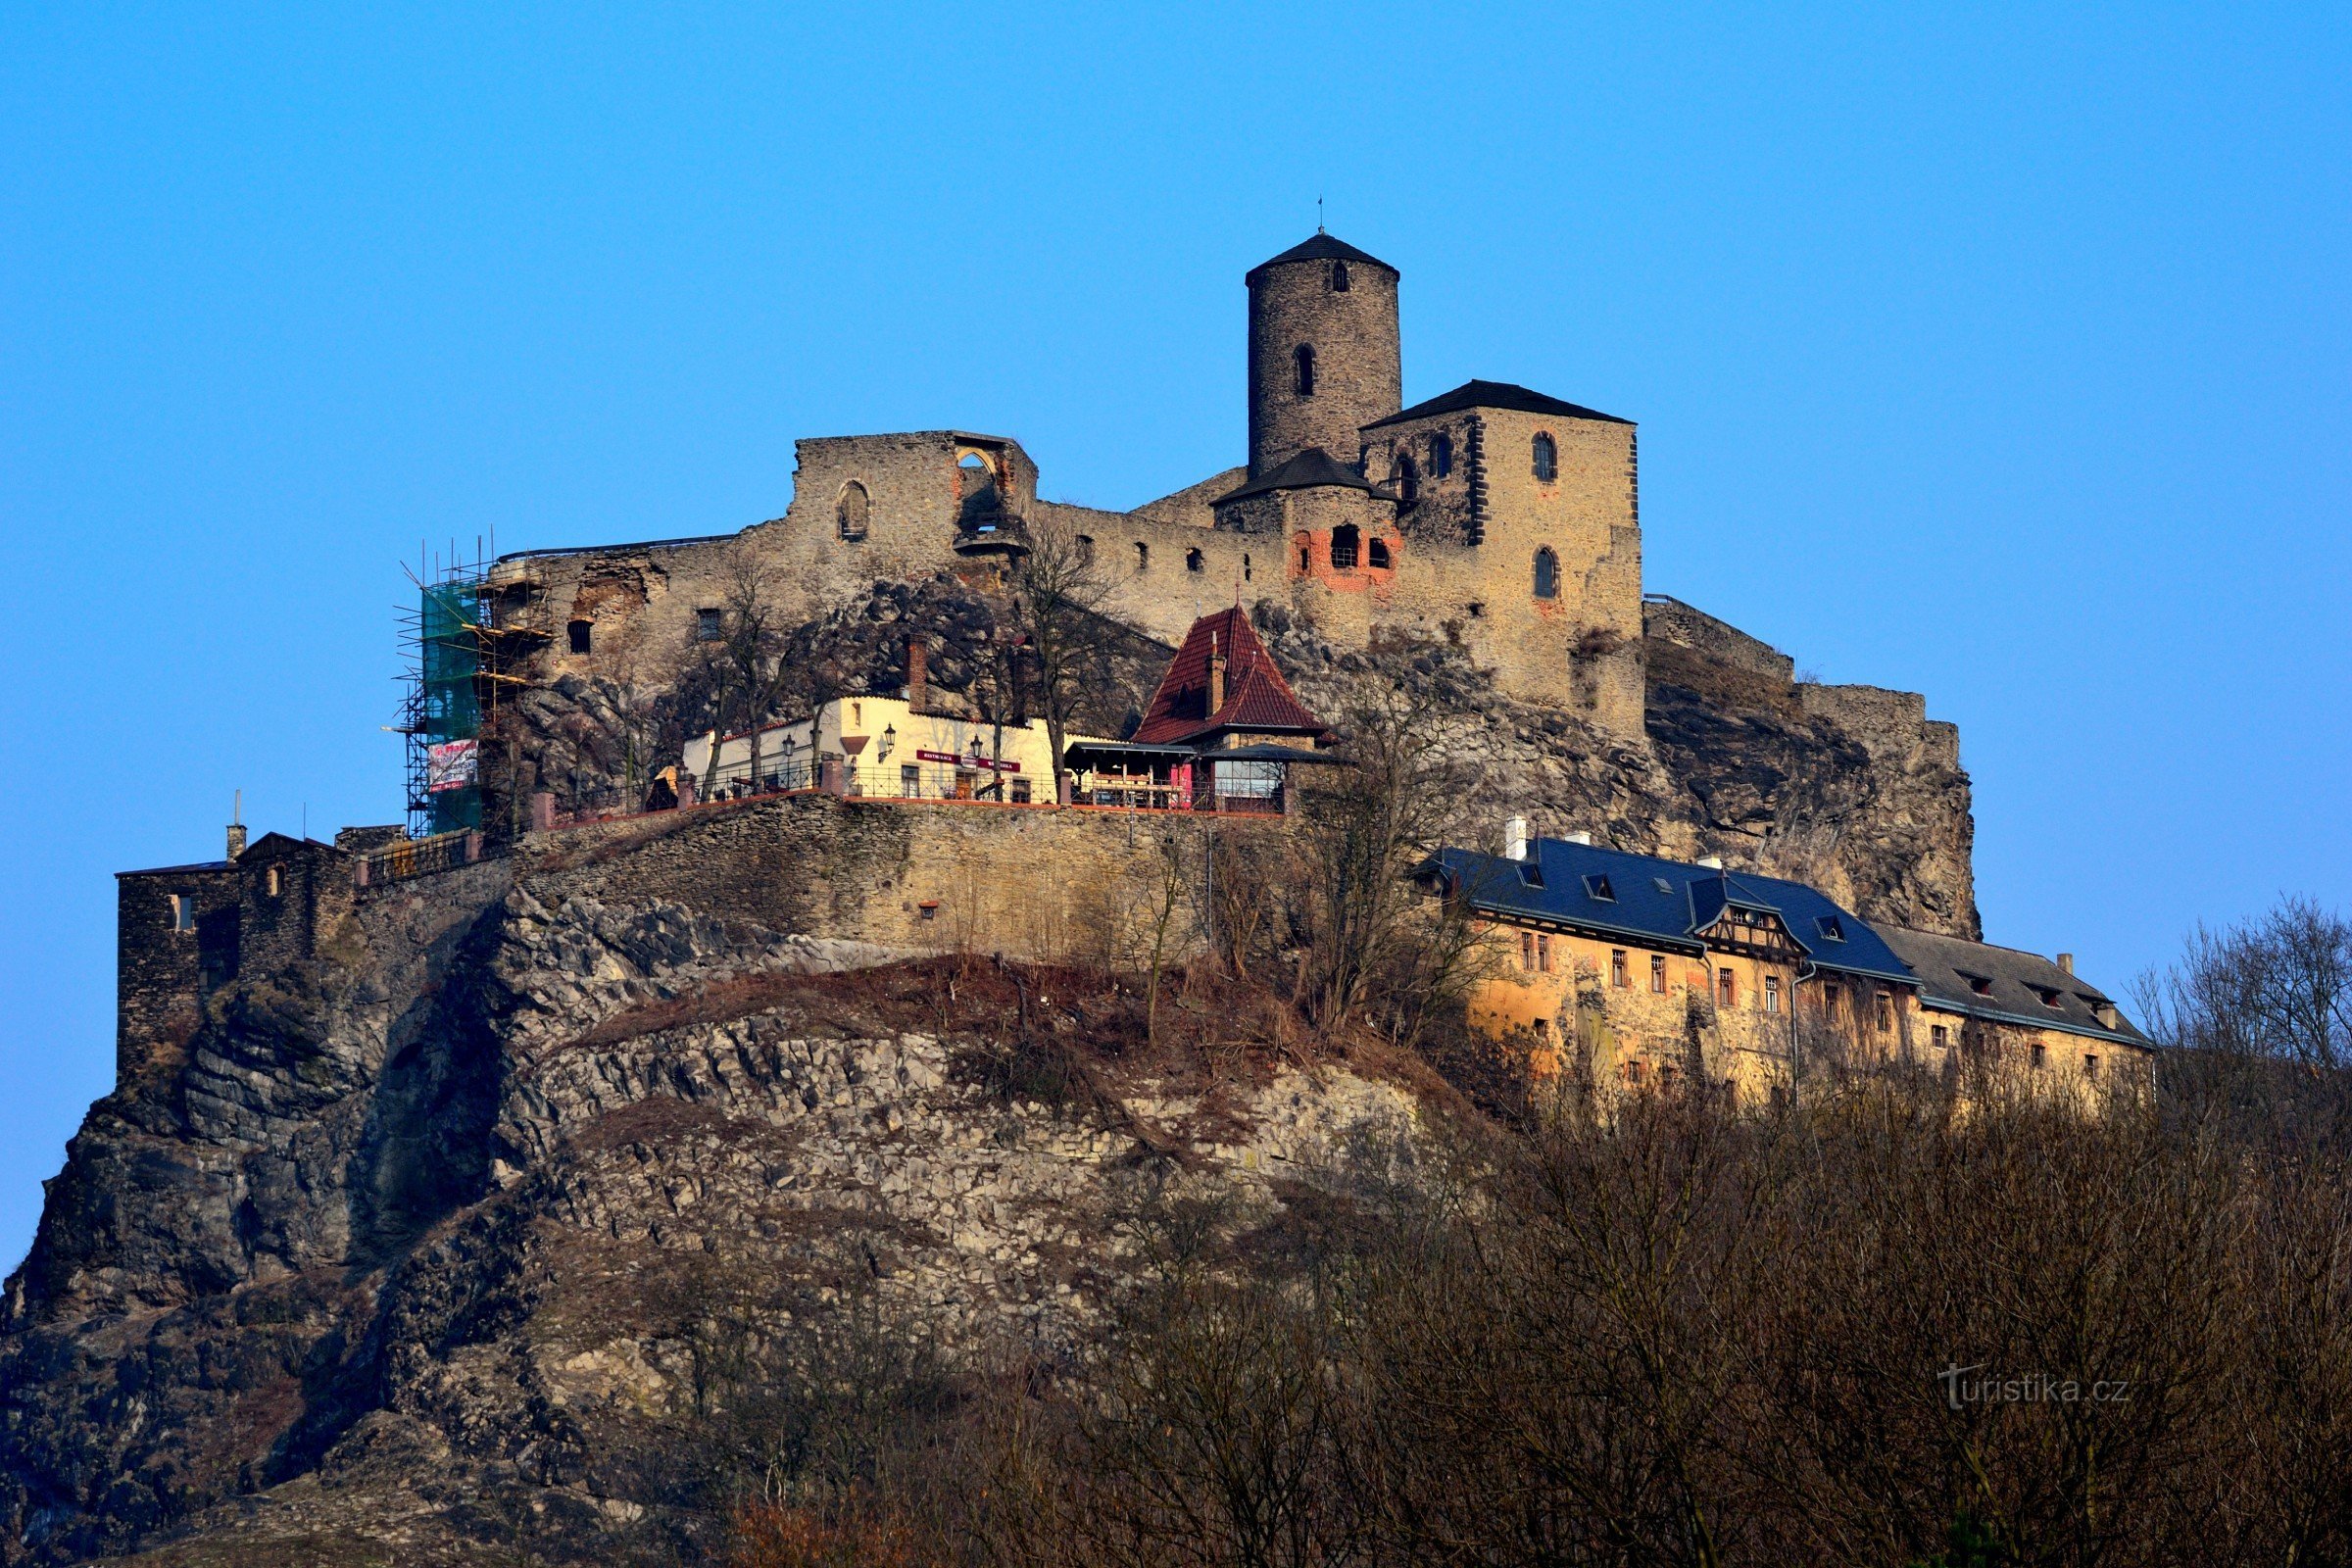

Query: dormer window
[2034,986,2063,1008]
[1963,972,1993,998]
[1815,914,1845,942]
[1653,877,1673,895]
[1584,873,1615,903]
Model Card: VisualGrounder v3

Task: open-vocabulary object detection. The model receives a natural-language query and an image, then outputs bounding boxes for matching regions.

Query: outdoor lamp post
[878,723,896,762]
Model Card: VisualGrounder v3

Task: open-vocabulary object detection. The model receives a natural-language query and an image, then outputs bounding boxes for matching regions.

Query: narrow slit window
[1522,931,1536,970]
[1537,934,1552,972]
[1135,541,1150,570]
[1294,344,1316,397]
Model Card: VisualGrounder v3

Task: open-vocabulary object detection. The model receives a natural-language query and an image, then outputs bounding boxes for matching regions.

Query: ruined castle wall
[526,793,1292,966]
[1643,596,1796,683]
[115,866,239,1089]
[1248,257,1400,472]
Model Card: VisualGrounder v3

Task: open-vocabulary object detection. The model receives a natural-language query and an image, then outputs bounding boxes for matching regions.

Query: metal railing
[357,829,483,888]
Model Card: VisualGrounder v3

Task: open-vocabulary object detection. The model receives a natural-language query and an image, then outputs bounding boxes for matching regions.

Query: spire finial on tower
[1317,196,1325,233]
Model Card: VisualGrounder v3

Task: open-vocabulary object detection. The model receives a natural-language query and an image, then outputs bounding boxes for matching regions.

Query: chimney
[1695,855,1724,869]
[226,790,246,860]
[1504,816,1529,861]
[906,636,928,714]
[1563,830,1592,846]
[1206,634,1226,715]
[2057,953,2075,976]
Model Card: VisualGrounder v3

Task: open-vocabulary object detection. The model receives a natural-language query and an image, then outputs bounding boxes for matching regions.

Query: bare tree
[2137,897,2352,1070]
[1007,514,1113,800]
[701,547,797,800]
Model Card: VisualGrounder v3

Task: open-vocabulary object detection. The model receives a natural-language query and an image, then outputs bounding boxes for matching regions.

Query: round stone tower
[1246,233,1401,477]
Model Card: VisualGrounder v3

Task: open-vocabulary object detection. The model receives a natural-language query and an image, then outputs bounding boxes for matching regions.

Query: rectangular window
[1932,1024,1948,1049]
[696,608,722,642]
[1875,991,1893,1031]
[567,620,592,655]
[1537,934,1552,973]
[900,763,920,798]
[1522,931,1536,971]
[1717,968,1735,1008]
[2084,1054,2100,1078]
[264,866,283,897]
[1764,975,1781,1013]
[1649,954,1667,994]
[1625,1059,1645,1087]
[2032,1042,2047,1070]
[1611,949,1629,988]
[169,893,196,932]
[1010,777,1031,804]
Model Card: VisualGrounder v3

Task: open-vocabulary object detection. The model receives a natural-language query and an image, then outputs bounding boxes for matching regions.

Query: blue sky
[1,2,2345,1266]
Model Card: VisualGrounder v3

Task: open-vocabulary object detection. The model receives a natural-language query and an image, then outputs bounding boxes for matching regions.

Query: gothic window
[568,619,593,655]
[1367,539,1391,569]
[1393,452,1419,506]
[1532,431,1558,482]
[1330,524,1359,568]
[1533,547,1559,600]
[1186,548,1203,573]
[837,480,870,541]
[1294,344,1316,397]
[1431,433,1453,477]
[1331,260,1350,291]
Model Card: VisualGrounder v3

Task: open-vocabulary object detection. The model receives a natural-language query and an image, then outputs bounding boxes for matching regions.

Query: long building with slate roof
[1427,829,2153,1108]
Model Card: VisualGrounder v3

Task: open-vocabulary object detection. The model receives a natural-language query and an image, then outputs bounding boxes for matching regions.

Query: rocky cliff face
[1253,605,1978,938]
[1,859,1420,1565]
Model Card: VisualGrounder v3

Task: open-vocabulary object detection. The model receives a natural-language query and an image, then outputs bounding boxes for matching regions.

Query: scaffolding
[396,544,550,839]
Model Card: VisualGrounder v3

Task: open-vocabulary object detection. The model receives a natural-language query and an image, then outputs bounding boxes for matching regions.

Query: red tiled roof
[1131,608,1327,746]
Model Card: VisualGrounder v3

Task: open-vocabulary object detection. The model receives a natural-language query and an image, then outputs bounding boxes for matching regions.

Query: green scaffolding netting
[417,582,483,835]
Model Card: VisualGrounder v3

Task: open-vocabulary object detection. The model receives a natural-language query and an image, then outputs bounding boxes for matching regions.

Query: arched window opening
[1186,548,1203,573]
[1393,451,1419,507]
[1135,541,1150,570]
[1431,433,1453,477]
[1294,344,1316,397]
[1331,260,1350,292]
[1533,547,1560,600]
[1331,524,1360,569]
[1076,533,1096,565]
[568,619,594,654]
[837,480,870,541]
[1532,432,1558,483]
[1368,538,1392,569]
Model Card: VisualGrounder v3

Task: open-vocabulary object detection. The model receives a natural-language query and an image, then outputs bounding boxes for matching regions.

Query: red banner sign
[914,749,1021,772]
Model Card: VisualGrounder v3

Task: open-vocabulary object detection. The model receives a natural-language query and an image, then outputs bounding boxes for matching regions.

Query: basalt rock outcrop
[0,867,1419,1565]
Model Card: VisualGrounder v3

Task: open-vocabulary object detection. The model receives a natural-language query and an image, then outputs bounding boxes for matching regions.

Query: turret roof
[1212,447,1393,506]
[1247,232,1397,283]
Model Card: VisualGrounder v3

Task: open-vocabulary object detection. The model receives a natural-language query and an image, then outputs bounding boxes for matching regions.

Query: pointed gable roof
[1212,447,1392,506]
[1132,608,1328,746]
[1362,378,1631,429]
